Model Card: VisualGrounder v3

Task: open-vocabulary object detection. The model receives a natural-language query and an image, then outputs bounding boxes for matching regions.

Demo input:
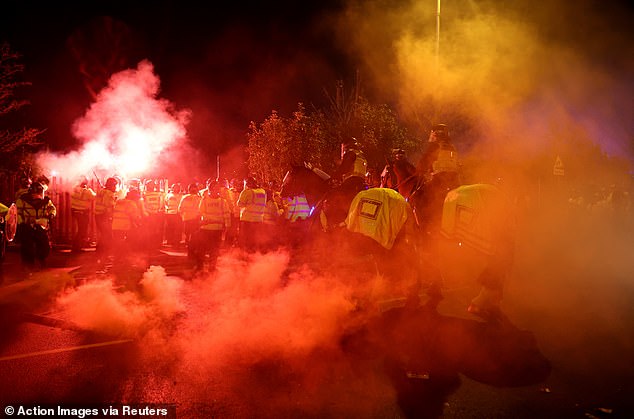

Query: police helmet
[431,124,449,140]
[188,183,199,194]
[207,180,220,194]
[105,177,118,189]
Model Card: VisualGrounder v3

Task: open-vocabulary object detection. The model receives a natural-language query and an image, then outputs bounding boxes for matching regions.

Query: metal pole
[216,155,220,180]
[436,0,441,70]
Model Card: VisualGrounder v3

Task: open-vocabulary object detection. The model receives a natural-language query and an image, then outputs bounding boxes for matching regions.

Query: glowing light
[37,60,191,182]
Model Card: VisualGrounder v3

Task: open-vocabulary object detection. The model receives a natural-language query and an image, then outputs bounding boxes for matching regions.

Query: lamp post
[436,0,441,70]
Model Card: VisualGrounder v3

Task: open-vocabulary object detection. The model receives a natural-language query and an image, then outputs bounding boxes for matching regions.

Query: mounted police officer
[416,124,461,235]
[381,148,416,192]
[326,137,369,229]
[333,137,368,194]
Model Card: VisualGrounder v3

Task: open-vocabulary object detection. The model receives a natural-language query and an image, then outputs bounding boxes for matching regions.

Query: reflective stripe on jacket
[199,196,231,231]
[285,194,310,222]
[237,188,266,222]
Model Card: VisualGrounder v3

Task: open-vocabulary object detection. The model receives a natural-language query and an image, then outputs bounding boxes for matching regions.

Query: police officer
[178,183,202,247]
[192,179,232,270]
[94,177,118,257]
[164,183,184,246]
[143,179,167,249]
[70,176,96,252]
[333,137,368,194]
[416,124,461,235]
[15,182,56,269]
[236,176,267,252]
[327,137,369,228]
[381,148,416,192]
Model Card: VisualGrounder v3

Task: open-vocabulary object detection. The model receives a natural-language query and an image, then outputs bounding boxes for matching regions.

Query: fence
[1,172,169,247]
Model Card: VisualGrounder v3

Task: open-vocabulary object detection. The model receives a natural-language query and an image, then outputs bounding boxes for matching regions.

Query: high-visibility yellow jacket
[112,198,142,231]
[15,188,29,202]
[95,188,116,216]
[199,195,231,231]
[165,192,182,215]
[237,187,266,223]
[345,188,410,250]
[285,194,310,222]
[263,199,283,225]
[343,148,368,181]
[15,195,57,230]
[144,191,166,214]
[432,142,459,175]
[220,187,238,218]
[178,193,202,222]
[70,185,96,211]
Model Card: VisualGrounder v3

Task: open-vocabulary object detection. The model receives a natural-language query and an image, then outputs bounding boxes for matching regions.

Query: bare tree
[0,43,44,166]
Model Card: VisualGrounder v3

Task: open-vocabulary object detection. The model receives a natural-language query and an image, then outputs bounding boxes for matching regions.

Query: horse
[280,163,366,232]
[380,159,420,198]
[388,161,517,319]
[280,162,331,212]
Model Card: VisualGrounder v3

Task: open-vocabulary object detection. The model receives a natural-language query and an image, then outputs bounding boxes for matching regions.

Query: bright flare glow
[38,60,191,183]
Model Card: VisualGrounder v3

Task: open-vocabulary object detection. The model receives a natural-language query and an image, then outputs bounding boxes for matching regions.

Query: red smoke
[38,60,191,181]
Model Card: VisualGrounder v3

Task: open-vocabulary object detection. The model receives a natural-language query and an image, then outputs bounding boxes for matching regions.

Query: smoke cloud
[51,250,399,413]
[334,0,633,177]
[37,60,193,183]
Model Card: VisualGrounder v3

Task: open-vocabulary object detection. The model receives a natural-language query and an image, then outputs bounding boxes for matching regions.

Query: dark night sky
[2,0,633,168]
[1,0,349,154]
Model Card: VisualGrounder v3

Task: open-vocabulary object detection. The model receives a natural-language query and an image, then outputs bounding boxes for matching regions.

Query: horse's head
[280,163,331,206]
[389,160,420,200]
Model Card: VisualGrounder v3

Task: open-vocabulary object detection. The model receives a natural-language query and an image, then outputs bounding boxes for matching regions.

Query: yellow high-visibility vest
[70,186,96,211]
[95,188,116,216]
[343,149,368,181]
[237,188,266,223]
[112,199,141,231]
[165,193,182,215]
[199,195,231,231]
[144,191,166,214]
[432,143,459,175]
[16,196,56,229]
[178,194,202,222]
[285,194,310,222]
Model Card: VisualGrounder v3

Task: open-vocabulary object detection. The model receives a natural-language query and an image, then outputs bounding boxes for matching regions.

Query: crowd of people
[1,123,462,276]
[1,123,528,319]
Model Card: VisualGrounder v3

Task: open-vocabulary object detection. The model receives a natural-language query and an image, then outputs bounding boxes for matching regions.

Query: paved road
[1,211,633,419]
